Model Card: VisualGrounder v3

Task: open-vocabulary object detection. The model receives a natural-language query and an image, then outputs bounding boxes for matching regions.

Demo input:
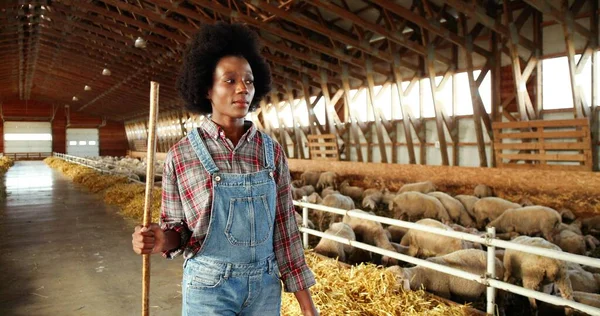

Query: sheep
[320,186,339,198]
[472,197,521,229]
[339,180,364,201]
[389,192,451,224]
[316,171,338,191]
[397,180,436,194]
[386,249,504,302]
[291,179,303,188]
[581,216,600,236]
[300,185,315,196]
[294,212,315,230]
[454,195,479,219]
[474,184,494,198]
[503,236,573,316]
[381,188,396,208]
[400,219,480,258]
[566,262,600,294]
[428,191,475,227]
[361,188,383,210]
[313,222,355,262]
[553,228,586,255]
[315,193,355,230]
[386,225,409,243]
[487,206,562,242]
[559,208,577,223]
[300,170,321,187]
[343,209,399,266]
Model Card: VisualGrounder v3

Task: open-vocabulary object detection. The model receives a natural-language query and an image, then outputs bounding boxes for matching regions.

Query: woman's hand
[132,223,165,255]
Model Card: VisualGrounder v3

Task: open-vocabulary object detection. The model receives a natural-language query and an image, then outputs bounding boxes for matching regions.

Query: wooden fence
[492,118,592,171]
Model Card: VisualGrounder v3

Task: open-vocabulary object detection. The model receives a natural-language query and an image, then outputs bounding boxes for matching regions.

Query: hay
[104,183,147,207]
[120,187,162,223]
[0,156,14,173]
[46,157,161,222]
[281,252,469,316]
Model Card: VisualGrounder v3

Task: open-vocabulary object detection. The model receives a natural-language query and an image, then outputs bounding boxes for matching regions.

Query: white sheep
[400,219,480,258]
[472,197,521,229]
[554,228,586,255]
[474,184,494,197]
[386,225,409,243]
[316,171,338,191]
[566,262,600,294]
[389,192,451,224]
[313,222,355,262]
[503,236,573,316]
[312,193,355,230]
[428,191,475,227]
[454,195,479,219]
[487,206,562,242]
[386,249,504,302]
[343,209,399,266]
[397,180,436,194]
[300,170,321,187]
[581,216,600,235]
[339,180,364,201]
[381,188,396,209]
[320,186,339,198]
[361,188,383,210]
[294,212,315,230]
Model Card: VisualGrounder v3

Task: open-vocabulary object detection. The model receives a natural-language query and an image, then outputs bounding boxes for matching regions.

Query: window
[542,54,594,110]
[78,141,87,145]
[88,141,97,146]
[69,141,77,146]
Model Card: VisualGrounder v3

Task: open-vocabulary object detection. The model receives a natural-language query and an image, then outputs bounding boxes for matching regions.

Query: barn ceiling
[0,0,594,122]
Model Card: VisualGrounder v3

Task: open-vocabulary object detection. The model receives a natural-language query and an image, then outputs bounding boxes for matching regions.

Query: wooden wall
[0,100,128,156]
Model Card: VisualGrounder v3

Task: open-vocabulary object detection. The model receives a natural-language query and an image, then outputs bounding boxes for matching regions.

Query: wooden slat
[309,149,339,155]
[494,142,590,150]
[501,163,591,172]
[498,153,586,162]
[306,135,337,140]
[307,133,339,161]
[495,130,588,139]
[307,141,338,148]
[492,118,589,129]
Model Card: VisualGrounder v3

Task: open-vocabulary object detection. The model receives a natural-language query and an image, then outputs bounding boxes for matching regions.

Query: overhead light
[102,68,111,76]
[84,85,92,91]
[72,96,79,101]
[134,37,147,48]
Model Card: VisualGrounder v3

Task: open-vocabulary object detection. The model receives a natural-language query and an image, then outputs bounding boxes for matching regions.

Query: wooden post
[142,81,160,316]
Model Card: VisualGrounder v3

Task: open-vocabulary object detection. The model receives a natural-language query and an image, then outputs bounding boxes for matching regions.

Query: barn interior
[0,0,599,315]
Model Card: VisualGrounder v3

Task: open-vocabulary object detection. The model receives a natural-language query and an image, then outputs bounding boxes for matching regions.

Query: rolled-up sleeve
[159,150,191,259]
[272,142,316,292]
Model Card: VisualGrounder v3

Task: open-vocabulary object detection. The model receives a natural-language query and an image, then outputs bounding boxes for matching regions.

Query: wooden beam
[365,57,389,163]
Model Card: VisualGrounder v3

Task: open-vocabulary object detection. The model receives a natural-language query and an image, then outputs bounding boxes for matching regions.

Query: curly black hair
[176,22,272,115]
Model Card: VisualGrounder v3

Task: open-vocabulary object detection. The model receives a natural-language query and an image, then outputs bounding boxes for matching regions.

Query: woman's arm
[294,289,319,316]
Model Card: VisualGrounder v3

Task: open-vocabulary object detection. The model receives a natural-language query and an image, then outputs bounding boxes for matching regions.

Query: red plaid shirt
[160,119,315,292]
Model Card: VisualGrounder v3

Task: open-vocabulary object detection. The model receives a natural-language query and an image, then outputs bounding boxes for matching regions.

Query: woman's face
[208,55,255,121]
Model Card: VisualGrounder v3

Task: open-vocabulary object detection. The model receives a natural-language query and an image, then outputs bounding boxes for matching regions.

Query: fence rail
[2,152,52,160]
[293,199,600,316]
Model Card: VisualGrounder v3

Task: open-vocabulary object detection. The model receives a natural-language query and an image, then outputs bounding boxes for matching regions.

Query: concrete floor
[0,161,182,316]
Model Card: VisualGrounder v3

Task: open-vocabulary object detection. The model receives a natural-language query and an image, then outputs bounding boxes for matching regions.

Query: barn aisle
[0,161,182,316]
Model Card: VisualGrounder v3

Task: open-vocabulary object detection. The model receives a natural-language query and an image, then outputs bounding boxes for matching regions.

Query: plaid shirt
[160,119,315,293]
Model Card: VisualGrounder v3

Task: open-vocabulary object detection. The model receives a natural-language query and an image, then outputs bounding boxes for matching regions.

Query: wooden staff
[142,81,160,316]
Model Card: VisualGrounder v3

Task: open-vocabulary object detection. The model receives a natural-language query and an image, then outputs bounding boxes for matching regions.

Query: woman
[132,22,318,315]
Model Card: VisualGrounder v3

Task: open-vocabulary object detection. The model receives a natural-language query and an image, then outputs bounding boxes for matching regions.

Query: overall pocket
[225,195,273,246]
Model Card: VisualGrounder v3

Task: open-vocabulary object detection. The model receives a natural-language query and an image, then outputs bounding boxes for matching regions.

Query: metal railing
[293,199,600,316]
[3,152,52,160]
[52,152,145,184]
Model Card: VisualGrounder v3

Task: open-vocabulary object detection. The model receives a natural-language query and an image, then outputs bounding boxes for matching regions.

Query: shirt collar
[199,118,257,142]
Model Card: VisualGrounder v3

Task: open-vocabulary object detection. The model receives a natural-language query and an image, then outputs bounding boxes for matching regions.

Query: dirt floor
[0,161,182,316]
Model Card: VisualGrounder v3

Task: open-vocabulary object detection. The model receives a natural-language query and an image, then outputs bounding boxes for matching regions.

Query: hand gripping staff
[142,81,159,316]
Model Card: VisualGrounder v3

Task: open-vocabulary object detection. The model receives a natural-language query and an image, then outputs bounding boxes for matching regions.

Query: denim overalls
[182,128,282,316]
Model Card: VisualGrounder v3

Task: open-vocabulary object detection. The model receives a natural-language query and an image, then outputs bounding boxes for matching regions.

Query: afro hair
[177,22,272,115]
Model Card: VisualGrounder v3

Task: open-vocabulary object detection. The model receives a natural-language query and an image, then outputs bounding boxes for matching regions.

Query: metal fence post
[486,226,497,315]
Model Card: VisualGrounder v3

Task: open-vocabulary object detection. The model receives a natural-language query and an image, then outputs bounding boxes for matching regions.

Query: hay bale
[281,252,469,315]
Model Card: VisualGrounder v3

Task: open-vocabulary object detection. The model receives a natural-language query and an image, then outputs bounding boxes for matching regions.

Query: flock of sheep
[292,170,600,316]
[83,156,164,182]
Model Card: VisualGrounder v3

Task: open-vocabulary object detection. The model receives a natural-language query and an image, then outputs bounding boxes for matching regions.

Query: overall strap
[261,132,275,170]
[187,128,220,174]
